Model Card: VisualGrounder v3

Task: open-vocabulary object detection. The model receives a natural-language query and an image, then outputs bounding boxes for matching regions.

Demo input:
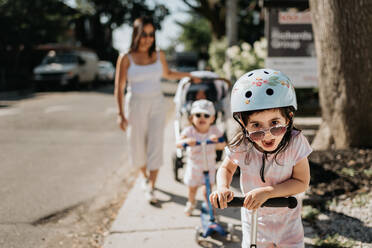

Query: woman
[114,16,198,204]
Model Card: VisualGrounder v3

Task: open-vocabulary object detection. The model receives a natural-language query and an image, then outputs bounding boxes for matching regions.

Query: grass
[351,192,369,208]
[340,167,356,177]
[302,205,320,222]
[363,168,372,177]
[314,234,356,248]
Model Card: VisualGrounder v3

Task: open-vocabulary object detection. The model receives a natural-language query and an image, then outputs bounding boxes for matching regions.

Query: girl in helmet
[209,69,312,247]
[177,99,226,216]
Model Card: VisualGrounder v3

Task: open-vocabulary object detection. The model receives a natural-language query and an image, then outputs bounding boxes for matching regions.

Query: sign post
[265,7,318,88]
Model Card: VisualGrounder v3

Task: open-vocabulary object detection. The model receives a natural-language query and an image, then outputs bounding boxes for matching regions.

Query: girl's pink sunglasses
[247,125,287,141]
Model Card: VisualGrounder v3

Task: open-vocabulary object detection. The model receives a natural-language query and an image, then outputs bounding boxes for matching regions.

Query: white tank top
[127,52,163,95]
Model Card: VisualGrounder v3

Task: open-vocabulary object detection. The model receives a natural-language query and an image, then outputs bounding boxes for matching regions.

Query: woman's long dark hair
[129,16,156,57]
[229,107,300,181]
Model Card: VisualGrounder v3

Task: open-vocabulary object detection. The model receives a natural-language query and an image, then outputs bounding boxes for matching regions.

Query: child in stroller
[173,71,231,182]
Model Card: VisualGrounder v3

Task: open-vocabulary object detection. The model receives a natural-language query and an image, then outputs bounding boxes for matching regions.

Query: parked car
[33,49,99,88]
[97,60,115,83]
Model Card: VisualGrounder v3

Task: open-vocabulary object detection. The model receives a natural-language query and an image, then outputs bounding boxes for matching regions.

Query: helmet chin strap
[259,146,279,183]
[233,113,247,135]
[261,154,266,183]
[259,141,283,183]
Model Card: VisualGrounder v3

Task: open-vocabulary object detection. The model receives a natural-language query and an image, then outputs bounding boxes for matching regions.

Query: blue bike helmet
[231,68,297,115]
[230,69,298,183]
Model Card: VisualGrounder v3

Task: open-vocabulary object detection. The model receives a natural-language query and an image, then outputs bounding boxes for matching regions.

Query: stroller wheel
[195,226,202,243]
[216,150,223,162]
[227,223,234,241]
[172,153,183,182]
[216,131,228,162]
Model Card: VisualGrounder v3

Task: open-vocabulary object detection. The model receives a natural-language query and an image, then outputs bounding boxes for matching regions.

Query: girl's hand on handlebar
[185,138,197,146]
[243,187,271,210]
[117,114,128,132]
[209,188,234,209]
[209,135,218,143]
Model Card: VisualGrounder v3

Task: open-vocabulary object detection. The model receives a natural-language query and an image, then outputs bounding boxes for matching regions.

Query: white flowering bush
[208,37,228,76]
[208,37,267,80]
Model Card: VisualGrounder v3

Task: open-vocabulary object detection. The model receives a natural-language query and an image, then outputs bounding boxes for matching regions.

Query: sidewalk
[103,112,321,248]
[103,111,243,248]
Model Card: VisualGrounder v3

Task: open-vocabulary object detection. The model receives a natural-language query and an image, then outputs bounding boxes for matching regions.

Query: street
[0,84,176,248]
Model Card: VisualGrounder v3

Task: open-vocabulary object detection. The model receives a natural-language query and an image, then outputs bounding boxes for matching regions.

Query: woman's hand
[191,76,202,84]
[243,187,271,210]
[209,187,234,209]
[117,114,128,132]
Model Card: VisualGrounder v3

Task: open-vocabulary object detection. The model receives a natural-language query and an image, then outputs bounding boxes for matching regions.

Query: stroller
[172,71,231,182]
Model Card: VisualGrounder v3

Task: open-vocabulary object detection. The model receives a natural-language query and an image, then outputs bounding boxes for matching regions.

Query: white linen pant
[124,92,165,171]
[241,207,304,248]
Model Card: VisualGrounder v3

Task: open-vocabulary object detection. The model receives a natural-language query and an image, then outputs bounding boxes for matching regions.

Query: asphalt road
[0,84,176,248]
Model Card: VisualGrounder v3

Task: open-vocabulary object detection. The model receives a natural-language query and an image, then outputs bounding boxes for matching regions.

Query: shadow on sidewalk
[155,187,241,222]
[315,210,372,244]
[154,187,189,208]
[154,189,243,247]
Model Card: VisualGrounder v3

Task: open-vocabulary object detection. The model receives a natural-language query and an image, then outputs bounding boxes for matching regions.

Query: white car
[97,61,115,83]
[33,49,99,88]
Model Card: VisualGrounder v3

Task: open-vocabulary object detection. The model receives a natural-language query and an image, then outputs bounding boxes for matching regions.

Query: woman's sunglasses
[141,32,155,38]
[195,113,210,118]
[247,125,287,141]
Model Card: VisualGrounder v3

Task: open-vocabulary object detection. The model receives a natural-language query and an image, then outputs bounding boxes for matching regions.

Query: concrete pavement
[103,103,321,247]
[103,109,243,248]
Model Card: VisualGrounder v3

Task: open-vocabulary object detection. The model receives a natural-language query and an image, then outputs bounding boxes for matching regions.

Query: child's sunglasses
[247,125,287,141]
[195,113,210,118]
[141,32,155,38]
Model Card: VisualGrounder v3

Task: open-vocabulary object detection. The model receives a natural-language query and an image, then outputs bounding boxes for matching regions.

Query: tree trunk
[310,0,372,149]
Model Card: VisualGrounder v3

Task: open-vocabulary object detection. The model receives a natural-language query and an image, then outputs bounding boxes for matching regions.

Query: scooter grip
[216,197,244,208]
[262,197,298,209]
[182,137,225,147]
[226,197,245,207]
[217,197,297,209]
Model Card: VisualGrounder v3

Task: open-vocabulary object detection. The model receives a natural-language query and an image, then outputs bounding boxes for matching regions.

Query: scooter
[182,137,233,242]
[217,196,298,248]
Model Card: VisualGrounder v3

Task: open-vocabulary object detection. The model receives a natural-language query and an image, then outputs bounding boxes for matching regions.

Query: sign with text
[265,10,318,88]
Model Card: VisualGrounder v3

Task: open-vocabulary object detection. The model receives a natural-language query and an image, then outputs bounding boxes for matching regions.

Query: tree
[0,0,77,49]
[176,14,212,58]
[0,0,78,90]
[180,0,264,44]
[73,0,169,61]
[0,0,169,90]
[310,0,372,148]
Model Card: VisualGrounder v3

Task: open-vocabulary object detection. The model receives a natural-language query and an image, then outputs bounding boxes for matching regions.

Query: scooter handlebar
[217,196,297,209]
[182,136,225,148]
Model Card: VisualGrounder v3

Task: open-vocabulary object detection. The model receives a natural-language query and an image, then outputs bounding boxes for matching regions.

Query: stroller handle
[214,77,232,88]
[187,76,232,88]
[182,136,225,148]
[217,196,298,209]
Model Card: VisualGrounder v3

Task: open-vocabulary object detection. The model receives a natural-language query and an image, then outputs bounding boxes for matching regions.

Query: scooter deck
[200,204,227,238]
